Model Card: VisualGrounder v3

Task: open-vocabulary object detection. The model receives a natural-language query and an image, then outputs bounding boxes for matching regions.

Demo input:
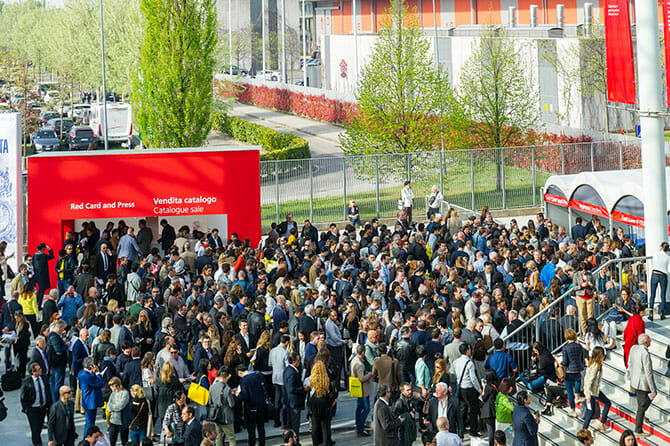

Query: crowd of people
[0,190,665,446]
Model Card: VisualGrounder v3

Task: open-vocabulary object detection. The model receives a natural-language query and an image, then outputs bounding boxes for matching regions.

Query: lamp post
[99,0,108,151]
[229,0,233,72]
[302,0,307,87]
[353,0,359,88]
[262,0,266,76]
[281,0,287,83]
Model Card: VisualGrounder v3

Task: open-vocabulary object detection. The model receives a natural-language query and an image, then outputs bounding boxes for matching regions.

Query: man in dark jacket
[301,220,319,244]
[373,384,403,446]
[247,303,266,349]
[21,361,52,446]
[136,219,153,257]
[33,243,55,301]
[236,365,268,446]
[122,347,143,389]
[48,385,77,446]
[512,390,539,446]
[182,405,203,446]
[283,353,306,443]
[158,219,177,254]
[47,320,69,403]
[394,327,417,383]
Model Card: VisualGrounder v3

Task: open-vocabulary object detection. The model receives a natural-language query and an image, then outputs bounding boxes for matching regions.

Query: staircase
[524,318,670,446]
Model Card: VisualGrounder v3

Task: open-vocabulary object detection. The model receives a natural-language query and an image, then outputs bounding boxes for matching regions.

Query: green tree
[133,0,218,147]
[458,26,540,190]
[340,0,461,169]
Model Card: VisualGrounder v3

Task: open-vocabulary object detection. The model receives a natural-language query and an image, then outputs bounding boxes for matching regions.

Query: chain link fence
[260,141,643,226]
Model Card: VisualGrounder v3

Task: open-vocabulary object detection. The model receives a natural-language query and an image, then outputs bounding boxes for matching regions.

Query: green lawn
[262,159,549,226]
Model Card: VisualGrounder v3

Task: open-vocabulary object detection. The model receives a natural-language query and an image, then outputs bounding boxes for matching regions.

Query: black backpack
[1,368,22,392]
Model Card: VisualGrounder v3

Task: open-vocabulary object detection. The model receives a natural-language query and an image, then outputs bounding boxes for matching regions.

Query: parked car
[44,90,60,103]
[31,128,61,152]
[222,65,248,76]
[258,69,281,81]
[67,126,97,150]
[39,111,60,125]
[46,117,75,139]
[69,103,91,124]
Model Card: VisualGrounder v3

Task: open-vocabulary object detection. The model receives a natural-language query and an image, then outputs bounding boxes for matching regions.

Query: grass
[261,160,550,226]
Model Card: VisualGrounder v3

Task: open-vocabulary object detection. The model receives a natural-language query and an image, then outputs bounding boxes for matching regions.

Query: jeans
[286,408,301,441]
[50,366,66,403]
[564,373,581,410]
[582,391,611,429]
[349,216,361,228]
[273,384,286,425]
[245,406,266,446]
[355,396,370,433]
[635,390,652,433]
[83,409,97,440]
[129,430,145,444]
[520,375,545,391]
[650,272,668,314]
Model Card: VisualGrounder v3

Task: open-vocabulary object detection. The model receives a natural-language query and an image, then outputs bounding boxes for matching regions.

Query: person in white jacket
[400,181,414,227]
[582,346,611,433]
[426,185,443,219]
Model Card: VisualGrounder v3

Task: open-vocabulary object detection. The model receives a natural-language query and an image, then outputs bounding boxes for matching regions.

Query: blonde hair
[130,384,145,398]
[309,361,330,398]
[588,346,605,371]
[256,330,272,351]
[108,376,123,389]
[160,361,176,384]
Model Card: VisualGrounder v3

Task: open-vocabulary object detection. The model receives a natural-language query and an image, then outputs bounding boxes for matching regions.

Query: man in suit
[195,247,214,275]
[299,304,318,336]
[47,320,69,403]
[31,336,50,377]
[627,334,657,437]
[207,229,224,250]
[512,390,539,446]
[158,219,177,254]
[78,358,104,437]
[48,385,77,446]
[236,365,268,446]
[234,320,253,365]
[373,384,403,446]
[181,405,203,446]
[33,243,55,301]
[192,335,213,373]
[21,362,52,446]
[351,345,373,437]
[423,382,456,435]
[136,219,153,257]
[478,261,504,293]
[93,243,116,284]
[283,352,306,442]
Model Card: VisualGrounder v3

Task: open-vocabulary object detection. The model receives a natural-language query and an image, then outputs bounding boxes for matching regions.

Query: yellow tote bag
[349,376,362,398]
[188,377,210,406]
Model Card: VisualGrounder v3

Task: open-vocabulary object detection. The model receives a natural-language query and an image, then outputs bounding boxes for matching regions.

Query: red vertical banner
[605,0,636,104]
[663,0,670,105]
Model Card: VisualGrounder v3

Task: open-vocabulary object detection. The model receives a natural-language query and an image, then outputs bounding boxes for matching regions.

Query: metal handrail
[492,255,651,353]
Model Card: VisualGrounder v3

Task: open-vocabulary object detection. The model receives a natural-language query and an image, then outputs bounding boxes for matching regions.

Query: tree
[340,0,462,178]
[219,26,253,69]
[133,0,218,148]
[458,26,540,190]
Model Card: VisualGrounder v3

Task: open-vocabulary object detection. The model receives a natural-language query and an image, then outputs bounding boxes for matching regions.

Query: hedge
[213,112,310,160]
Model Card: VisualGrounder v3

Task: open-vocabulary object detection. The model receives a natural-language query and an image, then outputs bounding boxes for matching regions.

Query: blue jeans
[564,373,581,410]
[582,391,611,429]
[520,375,545,391]
[50,367,66,403]
[84,408,97,438]
[355,396,370,433]
[650,272,667,313]
[130,429,146,444]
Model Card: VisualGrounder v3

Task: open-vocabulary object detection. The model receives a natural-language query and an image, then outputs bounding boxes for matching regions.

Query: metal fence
[260,141,643,226]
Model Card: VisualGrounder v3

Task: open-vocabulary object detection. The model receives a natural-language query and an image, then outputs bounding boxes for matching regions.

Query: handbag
[0,397,7,422]
[349,376,362,398]
[411,385,426,402]
[187,376,210,406]
[554,357,566,381]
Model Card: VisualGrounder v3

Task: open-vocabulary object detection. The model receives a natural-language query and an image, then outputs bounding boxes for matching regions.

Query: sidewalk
[230,102,344,157]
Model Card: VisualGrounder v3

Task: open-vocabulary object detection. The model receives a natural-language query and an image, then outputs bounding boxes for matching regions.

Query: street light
[262,0,266,76]
[302,0,307,87]
[281,0,287,83]
[99,0,109,151]
[229,0,233,73]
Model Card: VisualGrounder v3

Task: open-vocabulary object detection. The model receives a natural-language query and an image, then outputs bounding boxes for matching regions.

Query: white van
[90,102,132,144]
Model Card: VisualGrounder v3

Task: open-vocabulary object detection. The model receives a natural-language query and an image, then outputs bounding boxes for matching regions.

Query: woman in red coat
[619,297,645,369]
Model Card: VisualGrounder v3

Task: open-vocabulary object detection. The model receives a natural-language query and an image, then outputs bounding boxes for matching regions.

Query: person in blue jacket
[512,390,539,446]
[78,357,104,437]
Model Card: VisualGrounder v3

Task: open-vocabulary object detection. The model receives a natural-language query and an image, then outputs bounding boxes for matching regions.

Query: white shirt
[436,430,463,446]
[401,187,414,207]
[32,376,46,407]
[652,250,670,274]
[453,355,481,393]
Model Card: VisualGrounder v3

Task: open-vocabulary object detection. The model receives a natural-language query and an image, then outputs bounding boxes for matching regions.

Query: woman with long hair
[495,377,515,434]
[308,361,336,446]
[192,358,211,421]
[584,317,606,357]
[619,429,638,446]
[223,338,243,388]
[620,299,646,370]
[481,370,499,446]
[129,384,150,444]
[134,310,154,357]
[562,328,585,418]
[107,376,130,446]
[431,358,449,386]
[254,330,273,392]
[162,390,187,445]
[583,347,611,433]
[155,361,184,433]
[18,282,40,337]
[13,312,30,375]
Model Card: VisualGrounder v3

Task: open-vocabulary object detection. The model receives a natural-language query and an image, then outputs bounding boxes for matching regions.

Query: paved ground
[229,103,344,158]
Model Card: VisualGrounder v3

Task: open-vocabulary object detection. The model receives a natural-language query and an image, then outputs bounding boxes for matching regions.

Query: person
[208,367,236,446]
[622,302,645,369]
[494,430,507,446]
[415,345,431,399]
[78,357,104,436]
[19,281,41,338]
[201,421,218,446]
[511,390,539,446]
[435,417,461,446]
[281,429,298,446]
[427,186,443,220]
[520,342,554,393]
[619,429,638,446]
[13,312,32,376]
[485,338,518,381]
[577,428,594,445]
[348,200,361,228]
[307,360,336,446]
[400,181,414,227]
[627,334,656,438]
[495,378,515,434]
[159,219,177,254]
[283,352,307,444]
[235,364,268,446]
[582,346,611,433]
[48,385,77,446]
[163,391,187,445]
[561,328,584,418]
[33,243,55,300]
[107,376,130,446]
[182,405,203,446]
[351,344,373,436]
[392,382,416,446]
[269,333,290,428]
[649,242,669,321]
[481,370,499,446]
[47,320,69,403]
[21,361,52,446]
[453,342,481,437]
[156,361,184,432]
[572,262,595,334]
[129,384,150,444]
[192,358,211,422]
[373,383,404,446]
[79,426,103,446]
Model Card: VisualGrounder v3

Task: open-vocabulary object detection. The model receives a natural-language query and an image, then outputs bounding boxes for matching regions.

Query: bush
[213,112,310,161]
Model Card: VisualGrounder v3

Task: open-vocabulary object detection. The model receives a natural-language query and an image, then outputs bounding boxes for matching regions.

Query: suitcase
[1,368,22,391]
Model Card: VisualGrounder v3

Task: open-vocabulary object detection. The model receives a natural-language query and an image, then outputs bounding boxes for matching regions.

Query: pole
[590,141,594,171]
[501,148,506,209]
[532,146,536,207]
[343,159,348,221]
[407,153,411,182]
[470,150,475,211]
[636,0,669,272]
[99,0,109,151]
[229,0,233,72]
[309,159,314,221]
[619,141,624,170]
[262,0,266,76]
[561,144,565,174]
[375,155,380,217]
[302,0,307,87]
[275,160,280,222]
[353,0,359,88]
[281,0,287,83]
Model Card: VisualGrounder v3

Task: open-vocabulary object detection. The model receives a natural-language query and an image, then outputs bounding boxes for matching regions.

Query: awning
[569,184,609,218]
[543,185,568,207]
[612,195,644,228]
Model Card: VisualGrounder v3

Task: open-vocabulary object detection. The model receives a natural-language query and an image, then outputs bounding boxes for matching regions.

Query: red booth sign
[27,147,261,286]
